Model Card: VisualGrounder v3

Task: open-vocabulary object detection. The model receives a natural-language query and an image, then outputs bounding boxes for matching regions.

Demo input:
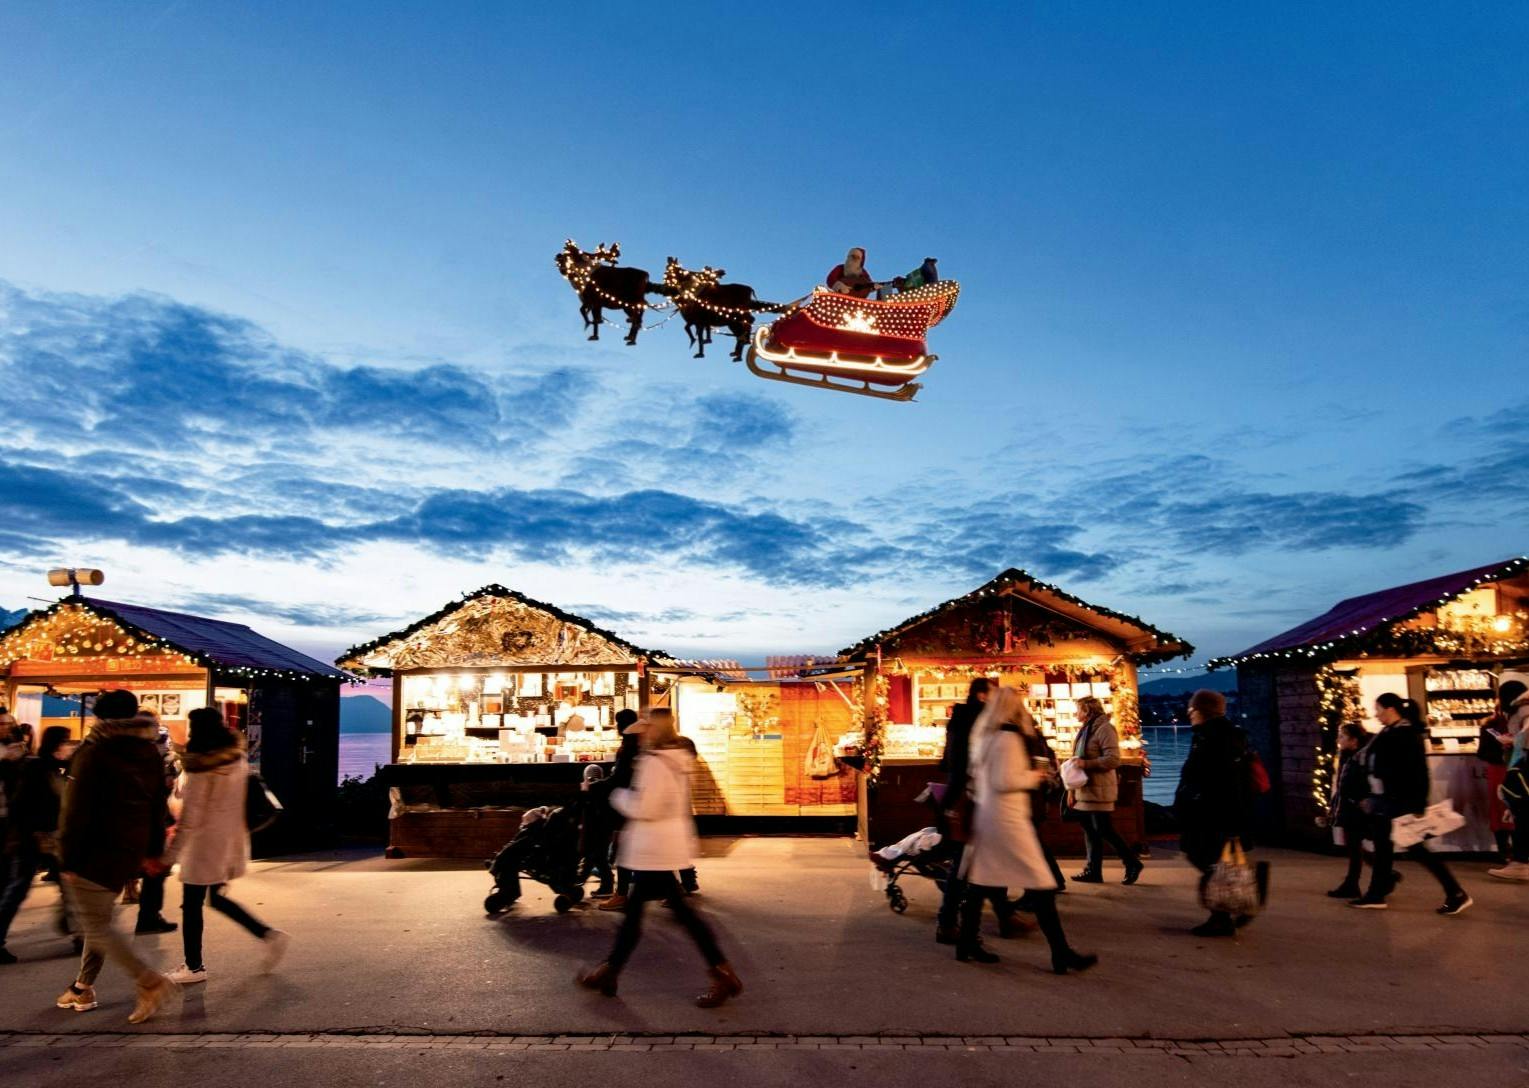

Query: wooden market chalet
[0,593,347,847]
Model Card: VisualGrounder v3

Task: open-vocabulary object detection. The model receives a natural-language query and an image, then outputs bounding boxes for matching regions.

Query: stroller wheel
[568,886,586,904]
[484,891,511,915]
[888,887,908,914]
[553,894,574,914]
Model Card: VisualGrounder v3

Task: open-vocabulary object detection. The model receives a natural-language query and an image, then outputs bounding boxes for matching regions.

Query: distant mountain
[1139,671,1239,696]
[340,694,393,734]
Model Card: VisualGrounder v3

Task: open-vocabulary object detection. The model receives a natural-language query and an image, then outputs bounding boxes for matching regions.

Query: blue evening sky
[1,3,1524,671]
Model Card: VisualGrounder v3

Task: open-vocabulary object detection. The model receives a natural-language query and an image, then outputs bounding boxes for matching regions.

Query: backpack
[1246,749,1272,795]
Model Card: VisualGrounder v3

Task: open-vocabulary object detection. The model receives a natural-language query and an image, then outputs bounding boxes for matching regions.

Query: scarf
[176,744,245,774]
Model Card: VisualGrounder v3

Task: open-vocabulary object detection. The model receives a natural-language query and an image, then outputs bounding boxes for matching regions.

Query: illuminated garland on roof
[1211,556,1528,669]
[0,600,347,683]
[841,569,1193,664]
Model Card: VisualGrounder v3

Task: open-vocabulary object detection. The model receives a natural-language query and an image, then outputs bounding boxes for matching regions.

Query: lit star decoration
[841,310,878,334]
[801,282,960,341]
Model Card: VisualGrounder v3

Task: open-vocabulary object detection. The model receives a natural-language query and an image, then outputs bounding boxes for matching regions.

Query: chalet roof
[839,569,1193,664]
[0,596,349,681]
[336,585,671,675]
[1213,556,1529,668]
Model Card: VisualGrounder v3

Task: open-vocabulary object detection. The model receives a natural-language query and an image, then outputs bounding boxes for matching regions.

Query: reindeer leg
[694,321,707,359]
[731,320,749,362]
[625,307,640,346]
[587,304,601,341]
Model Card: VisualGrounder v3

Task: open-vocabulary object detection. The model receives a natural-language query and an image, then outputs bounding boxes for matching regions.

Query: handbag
[245,772,283,834]
[1200,838,1260,917]
[945,794,976,844]
[1390,800,1466,849]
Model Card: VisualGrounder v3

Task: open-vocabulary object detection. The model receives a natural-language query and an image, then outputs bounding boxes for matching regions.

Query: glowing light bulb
[1492,615,1512,633]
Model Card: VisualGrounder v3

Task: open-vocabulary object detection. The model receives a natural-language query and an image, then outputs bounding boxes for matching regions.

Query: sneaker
[1437,893,1473,917]
[134,916,179,936]
[127,973,178,1024]
[1326,883,1361,899]
[166,964,208,985]
[55,984,98,1012]
[1349,896,1389,909]
[259,929,291,973]
[1487,862,1529,882]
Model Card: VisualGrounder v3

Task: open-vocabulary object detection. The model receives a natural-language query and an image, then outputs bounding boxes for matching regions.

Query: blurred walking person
[1068,696,1143,885]
[54,691,177,1022]
[592,709,642,911]
[1324,722,1373,898]
[1350,694,1470,914]
[577,708,742,1007]
[1487,674,1529,882]
[1174,689,1254,937]
[0,721,29,964]
[934,678,990,944]
[955,688,1096,974]
[161,708,288,984]
[134,719,179,936]
[0,726,77,964]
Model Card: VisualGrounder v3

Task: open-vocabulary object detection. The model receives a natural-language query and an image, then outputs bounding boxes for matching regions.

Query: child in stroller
[867,783,959,914]
[484,804,588,915]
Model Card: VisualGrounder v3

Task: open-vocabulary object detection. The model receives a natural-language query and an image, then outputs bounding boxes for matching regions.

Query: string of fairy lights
[0,601,345,684]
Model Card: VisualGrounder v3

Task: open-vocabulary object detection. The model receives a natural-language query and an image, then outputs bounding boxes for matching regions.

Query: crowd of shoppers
[3,665,1526,1024]
[0,690,285,1024]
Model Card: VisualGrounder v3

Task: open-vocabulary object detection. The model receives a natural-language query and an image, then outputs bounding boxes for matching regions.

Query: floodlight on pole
[47,568,105,597]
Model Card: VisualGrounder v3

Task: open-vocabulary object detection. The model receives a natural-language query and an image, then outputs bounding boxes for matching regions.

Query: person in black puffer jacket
[1174,689,1254,937]
[1350,693,1470,915]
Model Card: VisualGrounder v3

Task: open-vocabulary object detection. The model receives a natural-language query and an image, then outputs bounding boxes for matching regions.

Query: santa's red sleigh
[745,280,960,402]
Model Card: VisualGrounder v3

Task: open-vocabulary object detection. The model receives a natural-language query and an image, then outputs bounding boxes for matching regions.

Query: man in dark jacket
[593,710,643,911]
[1174,689,1252,937]
[935,679,991,943]
[54,690,176,1022]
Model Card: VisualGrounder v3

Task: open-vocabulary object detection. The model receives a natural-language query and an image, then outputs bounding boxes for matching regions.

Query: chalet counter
[380,760,612,859]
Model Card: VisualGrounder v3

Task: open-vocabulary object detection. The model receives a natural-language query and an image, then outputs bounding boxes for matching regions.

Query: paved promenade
[1,837,1525,1085]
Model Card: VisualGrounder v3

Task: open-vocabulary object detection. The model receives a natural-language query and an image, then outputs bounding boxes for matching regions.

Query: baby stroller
[483,805,587,914]
[868,783,958,914]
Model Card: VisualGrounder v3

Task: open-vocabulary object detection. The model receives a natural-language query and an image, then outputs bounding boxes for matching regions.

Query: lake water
[1140,725,1191,806]
[339,726,1195,801]
[338,733,391,783]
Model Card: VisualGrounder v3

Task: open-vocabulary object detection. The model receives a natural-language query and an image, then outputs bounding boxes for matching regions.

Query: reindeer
[554,240,664,346]
[663,257,778,361]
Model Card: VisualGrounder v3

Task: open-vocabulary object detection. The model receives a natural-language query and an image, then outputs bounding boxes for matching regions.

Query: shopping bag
[805,722,836,779]
[245,772,284,834]
[1200,838,1260,917]
[1060,758,1089,790]
[1390,801,1466,849]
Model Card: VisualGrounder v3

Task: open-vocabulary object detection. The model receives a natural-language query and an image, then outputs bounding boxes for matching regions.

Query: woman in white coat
[958,688,1097,974]
[577,709,742,1007]
[160,708,286,984]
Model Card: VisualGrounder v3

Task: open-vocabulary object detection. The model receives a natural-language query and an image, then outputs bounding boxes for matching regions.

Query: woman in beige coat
[1068,696,1143,885]
[957,688,1097,974]
[161,708,286,985]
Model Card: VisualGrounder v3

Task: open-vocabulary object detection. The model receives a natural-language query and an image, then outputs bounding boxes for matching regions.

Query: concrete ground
[2,836,1526,1086]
